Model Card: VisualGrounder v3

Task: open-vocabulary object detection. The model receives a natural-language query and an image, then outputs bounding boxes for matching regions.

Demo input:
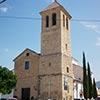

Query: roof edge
[40,1,72,19]
[13,48,40,61]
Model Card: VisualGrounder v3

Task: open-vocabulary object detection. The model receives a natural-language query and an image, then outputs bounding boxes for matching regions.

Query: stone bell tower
[39,1,73,100]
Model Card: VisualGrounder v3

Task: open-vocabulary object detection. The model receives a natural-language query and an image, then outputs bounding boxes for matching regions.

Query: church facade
[14,1,74,100]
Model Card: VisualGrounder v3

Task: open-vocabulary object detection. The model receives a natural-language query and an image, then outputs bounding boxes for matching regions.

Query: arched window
[46,16,49,27]
[66,18,69,29]
[64,77,68,90]
[52,13,56,26]
[63,15,65,27]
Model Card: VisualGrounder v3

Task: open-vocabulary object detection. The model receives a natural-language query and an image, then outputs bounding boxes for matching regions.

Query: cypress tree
[87,62,93,99]
[93,78,97,99]
[83,52,88,99]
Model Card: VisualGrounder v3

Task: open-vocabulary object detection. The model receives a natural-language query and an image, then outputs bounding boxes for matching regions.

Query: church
[13,1,74,100]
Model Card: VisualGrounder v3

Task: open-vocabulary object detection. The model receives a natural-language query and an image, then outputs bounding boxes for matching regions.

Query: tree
[0,66,17,94]
[87,62,93,99]
[0,0,7,4]
[83,52,88,99]
[92,78,97,99]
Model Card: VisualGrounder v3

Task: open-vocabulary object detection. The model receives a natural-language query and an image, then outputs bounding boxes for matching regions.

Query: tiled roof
[13,48,40,61]
[41,1,72,18]
[73,64,83,82]
[96,81,100,89]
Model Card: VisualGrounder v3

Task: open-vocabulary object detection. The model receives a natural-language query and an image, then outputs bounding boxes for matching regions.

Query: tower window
[49,62,51,66]
[67,67,69,73]
[64,77,68,90]
[52,13,56,26]
[66,18,68,30]
[65,44,68,51]
[25,61,30,70]
[46,16,49,27]
[63,15,65,27]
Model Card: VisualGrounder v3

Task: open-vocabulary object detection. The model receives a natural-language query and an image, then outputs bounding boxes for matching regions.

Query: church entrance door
[22,88,30,100]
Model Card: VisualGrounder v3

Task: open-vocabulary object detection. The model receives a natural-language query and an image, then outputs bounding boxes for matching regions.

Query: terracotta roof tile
[73,64,83,82]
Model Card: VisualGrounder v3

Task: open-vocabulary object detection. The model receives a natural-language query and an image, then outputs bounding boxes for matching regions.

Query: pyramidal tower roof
[40,0,72,18]
[42,0,60,11]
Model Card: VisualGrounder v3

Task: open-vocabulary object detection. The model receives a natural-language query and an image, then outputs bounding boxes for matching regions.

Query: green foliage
[82,52,97,99]
[0,66,17,94]
[83,52,88,99]
[93,78,97,99]
[87,62,93,99]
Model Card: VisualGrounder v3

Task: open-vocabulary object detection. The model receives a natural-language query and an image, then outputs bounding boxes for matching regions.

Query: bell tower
[40,1,72,56]
[39,1,73,100]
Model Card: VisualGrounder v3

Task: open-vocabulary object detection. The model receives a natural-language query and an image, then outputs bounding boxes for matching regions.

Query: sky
[0,0,100,81]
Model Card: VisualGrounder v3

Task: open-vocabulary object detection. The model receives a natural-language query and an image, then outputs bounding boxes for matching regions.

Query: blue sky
[0,0,100,81]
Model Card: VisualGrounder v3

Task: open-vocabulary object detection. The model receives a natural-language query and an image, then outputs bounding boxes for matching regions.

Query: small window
[49,62,51,66]
[65,44,68,51]
[26,53,29,56]
[25,61,30,70]
[63,15,65,27]
[46,16,49,27]
[64,77,68,90]
[52,13,56,26]
[79,78,81,80]
[66,18,68,30]
[67,67,69,73]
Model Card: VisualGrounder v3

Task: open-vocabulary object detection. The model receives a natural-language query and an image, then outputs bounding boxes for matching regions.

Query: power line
[72,19,100,22]
[0,16,100,22]
[0,16,38,20]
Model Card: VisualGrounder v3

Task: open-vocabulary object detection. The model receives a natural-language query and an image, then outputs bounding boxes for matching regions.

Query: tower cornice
[40,1,72,19]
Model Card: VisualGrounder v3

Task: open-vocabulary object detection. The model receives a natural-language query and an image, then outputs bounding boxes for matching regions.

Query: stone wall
[14,49,40,100]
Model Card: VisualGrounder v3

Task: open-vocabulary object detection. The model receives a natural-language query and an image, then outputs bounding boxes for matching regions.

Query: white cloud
[80,22,100,33]
[96,38,100,46]
[0,7,8,13]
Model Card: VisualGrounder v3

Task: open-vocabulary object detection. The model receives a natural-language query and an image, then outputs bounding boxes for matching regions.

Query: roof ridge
[13,48,40,61]
[41,1,60,12]
[40,1,72,19]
